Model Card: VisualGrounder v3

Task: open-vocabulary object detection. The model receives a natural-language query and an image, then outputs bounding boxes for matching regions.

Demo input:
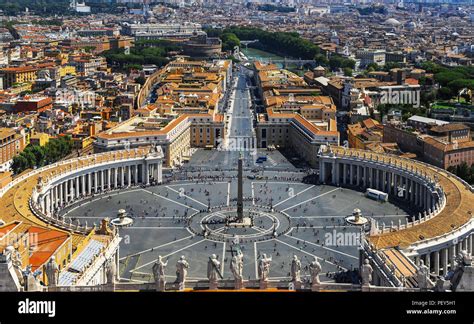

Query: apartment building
[254,61,339,167]
[383,116,474,169]
[0,66,38,89]
[94,113,225,167]
[0,128,26,172]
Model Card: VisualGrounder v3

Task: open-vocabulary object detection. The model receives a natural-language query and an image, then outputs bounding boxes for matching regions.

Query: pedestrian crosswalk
[267,156,278,166]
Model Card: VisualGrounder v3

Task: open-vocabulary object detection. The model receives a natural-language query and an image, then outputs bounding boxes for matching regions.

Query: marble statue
[176,255,189,288]
[459,250,472,266]
[152,256,167,282]
[230,252,244,283]
[258,253,272,282]
[416,259,434,290]
[22,265,42,291]
[290,255,301,283]
[106,258,116,285]
[44,256,59,287]
[7,246,23,269]
[309,257,322,285]
[361,259,373,286]
[450,250,474,291]
[207,254,221,286]
[152,256,168,291]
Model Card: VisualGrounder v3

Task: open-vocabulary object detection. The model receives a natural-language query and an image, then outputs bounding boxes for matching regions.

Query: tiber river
[241,47,284,68]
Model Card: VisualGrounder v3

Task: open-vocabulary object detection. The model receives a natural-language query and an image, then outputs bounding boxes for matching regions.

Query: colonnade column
[114,167,118,189]
[82,174,86,196]
[101,170,105,192]
[433,251,440,276]
[66,180,70,203]
[442,248,449,276]
[449,245,455,271]
[88,173,92,195]
[59,183,63,206]
[120,166,125,187]
[331,162,337,185]
[107,169,111,190]
[53,186,58,209]
[469,235,473,254]
[343,163,347,185]
[45,193,51,215]
[75,177,80,198]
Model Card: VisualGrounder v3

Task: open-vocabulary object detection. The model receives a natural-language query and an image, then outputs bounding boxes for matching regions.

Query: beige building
[94,113,224,167]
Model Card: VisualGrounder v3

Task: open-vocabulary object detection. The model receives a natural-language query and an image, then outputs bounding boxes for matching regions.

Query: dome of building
[406,21,417,29]
[384,18,401,26]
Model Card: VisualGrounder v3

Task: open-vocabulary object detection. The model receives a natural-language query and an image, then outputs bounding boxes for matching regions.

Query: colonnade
[36,159,162,217]
[317,151,474,280]
[415,233,474,276]
[319,157,442,215]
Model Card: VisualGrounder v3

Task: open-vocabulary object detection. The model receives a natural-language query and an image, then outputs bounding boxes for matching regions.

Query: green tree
[221,33,241,51]
[366,63,379,71]
[30,145,45,167]
[383,62,402,71]
[22,150,36,169]
[314,53,328,66]
[456,162,470,181]
[343,67,353,77]
[11,155,29,174]
[135,75,146,85]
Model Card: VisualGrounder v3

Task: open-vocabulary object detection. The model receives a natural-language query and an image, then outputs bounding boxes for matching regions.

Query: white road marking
[119,235,194,260]
[284,234,358,260]
[273,185,315,208]
[227,182,231,206]
[131,238,207,272]
[281,188,340,212]
[274,238,348,270]
[141,189,199,212]
[274,239,322,261]
[167,182,228,187]
[291,214,409,219]
[62,189,143,216]
[252,181,307,185]
[164,186,208,208]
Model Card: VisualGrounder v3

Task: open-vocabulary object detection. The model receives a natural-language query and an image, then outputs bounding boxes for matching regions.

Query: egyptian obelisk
[237,152,244,221]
